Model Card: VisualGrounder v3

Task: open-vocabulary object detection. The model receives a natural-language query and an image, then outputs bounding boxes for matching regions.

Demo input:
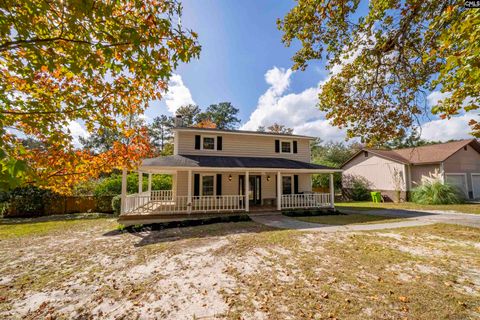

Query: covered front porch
[118,155,341,223]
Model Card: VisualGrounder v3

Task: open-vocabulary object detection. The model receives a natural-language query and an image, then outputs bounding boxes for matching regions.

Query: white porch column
[276,171,282,211]
[138,171,143,194]
[187,170,192,213]
[147,173,152,193]
[245,171,249,212]
[120,169,127,215]
[329,173,335,209]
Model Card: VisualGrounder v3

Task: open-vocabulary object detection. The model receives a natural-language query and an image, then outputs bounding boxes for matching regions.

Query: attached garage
[445,174,468,198]
[342,139,480,201]
[472,174,480,200]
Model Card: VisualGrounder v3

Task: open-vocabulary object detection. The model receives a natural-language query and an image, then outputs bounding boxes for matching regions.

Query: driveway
[249,208,480,231]
[340,208,480,229]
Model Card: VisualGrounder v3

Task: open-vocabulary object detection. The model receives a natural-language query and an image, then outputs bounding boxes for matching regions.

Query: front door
[239,175,261,205]
[249,176,262,205]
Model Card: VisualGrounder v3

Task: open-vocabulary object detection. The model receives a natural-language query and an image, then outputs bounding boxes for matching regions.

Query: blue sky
[146,0,324,120]
[136,0,477,143]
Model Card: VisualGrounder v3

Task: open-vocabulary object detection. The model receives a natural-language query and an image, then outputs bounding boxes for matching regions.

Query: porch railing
[123,193,246,214]
[125,192,152,214]
[281,193,331,209]
[191,195,245,212]
[151,190,173,201]
[123,192,332,214]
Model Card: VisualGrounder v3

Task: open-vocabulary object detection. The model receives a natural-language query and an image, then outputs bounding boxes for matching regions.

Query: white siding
[175,131,311,162]
[343,154,406,191]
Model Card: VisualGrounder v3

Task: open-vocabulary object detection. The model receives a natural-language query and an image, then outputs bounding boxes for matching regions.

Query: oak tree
[278,1,479,145]
[0,0,200,192]
[267,123,294,134]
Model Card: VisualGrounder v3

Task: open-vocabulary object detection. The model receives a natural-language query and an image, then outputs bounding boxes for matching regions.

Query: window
[202,137,215,150]
[202,175,215,196]
[281,141,291,153]
[282,176,292,194]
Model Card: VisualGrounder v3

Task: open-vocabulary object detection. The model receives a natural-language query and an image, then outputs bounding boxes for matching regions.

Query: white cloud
[67,120,89,148]
[420,112,479,142]
[164,74,195,113]
[265,67,293,95]
[242,67,346,142]
[427,91,451,107]
[422,90,479,141]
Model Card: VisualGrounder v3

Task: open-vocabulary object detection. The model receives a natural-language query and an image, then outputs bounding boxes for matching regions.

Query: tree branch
[0,37,149,53]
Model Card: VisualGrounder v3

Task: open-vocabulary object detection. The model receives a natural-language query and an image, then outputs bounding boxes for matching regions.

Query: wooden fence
[4,195,114,217]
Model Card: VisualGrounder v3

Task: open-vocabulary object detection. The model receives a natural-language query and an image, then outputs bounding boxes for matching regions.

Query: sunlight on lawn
[0,216,117,239]
[0,217,479,319]
[336,202,480,214]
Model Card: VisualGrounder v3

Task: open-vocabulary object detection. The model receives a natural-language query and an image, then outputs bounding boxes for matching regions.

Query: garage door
[445,174,468,198]
[472,174,480,200]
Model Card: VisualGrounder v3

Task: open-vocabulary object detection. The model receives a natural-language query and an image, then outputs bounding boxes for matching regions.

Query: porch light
[266,175,271,181]
[228,174,232,181]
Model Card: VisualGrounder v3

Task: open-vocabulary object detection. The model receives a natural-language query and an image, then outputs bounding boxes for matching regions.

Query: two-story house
[118,119,341,225]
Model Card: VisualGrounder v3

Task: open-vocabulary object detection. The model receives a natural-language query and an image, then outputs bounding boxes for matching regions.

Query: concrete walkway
[249,209,480,232]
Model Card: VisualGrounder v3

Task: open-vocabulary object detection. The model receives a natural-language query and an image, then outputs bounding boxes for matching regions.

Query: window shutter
[217,136,223,150]
[293,141,298,153]
[275,140,280,153]
[294,175,299,194]
[194,174,200,196]
[216,174,222,196]
[195,135,201,150]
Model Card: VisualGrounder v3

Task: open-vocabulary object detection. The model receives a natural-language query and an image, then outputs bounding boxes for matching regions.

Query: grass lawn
[294,213,407,225]
[336,201,480,214]
[0,215,479,319]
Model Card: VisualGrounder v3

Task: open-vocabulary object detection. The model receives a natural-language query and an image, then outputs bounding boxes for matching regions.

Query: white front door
[472,174,480,200]
[445,174,468,198]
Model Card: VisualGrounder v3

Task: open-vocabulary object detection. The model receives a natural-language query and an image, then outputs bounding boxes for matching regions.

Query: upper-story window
[281,141,292,153]
[195,135,222,151]
[202,136,215,150]
[275,139,298,154]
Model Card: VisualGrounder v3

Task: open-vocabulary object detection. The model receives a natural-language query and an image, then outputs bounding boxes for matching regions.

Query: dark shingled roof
[342,139,480,167]
[141,155,335,170]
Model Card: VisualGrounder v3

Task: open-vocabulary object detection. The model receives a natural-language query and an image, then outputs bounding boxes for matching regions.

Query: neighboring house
[341,139,480,201]
[119,118,340,224]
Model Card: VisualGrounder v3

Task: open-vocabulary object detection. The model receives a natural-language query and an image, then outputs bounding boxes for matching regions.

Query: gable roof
[141,154,336,171]
[342,139,480,167]
[172,127,315,140]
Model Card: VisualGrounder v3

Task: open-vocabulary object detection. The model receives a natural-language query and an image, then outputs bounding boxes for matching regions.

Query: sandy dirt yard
[0,217,479,319]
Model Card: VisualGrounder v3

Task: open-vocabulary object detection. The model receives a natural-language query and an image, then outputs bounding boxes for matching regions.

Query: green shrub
[342,174,371,201]
[72,180,98,196]
[412,181,463,205]
[5,186,56,217]
[351,180,371,201]
[95,196,115,212]
[112,195,121,215]
[312,172,342,190]
[94,173,172,196]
